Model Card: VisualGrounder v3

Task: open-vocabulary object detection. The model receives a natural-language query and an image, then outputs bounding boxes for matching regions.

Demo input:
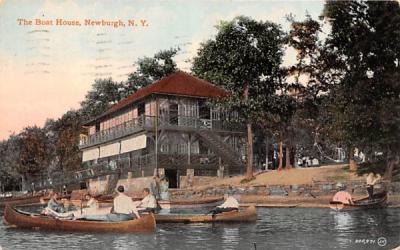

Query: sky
[0,0,325,140]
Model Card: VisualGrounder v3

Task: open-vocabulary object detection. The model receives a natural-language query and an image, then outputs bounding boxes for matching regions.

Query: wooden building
[79,71,246,188]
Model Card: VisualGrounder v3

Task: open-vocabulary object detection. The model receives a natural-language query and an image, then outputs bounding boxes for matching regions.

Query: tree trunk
[246,122,253,179]
[265,137,269,170]
[285,139,292,169]
[21,174,28,192]
[348,146,357,171]
[384,154,399,181]
[104,172,121,195]
[278,140,283,170]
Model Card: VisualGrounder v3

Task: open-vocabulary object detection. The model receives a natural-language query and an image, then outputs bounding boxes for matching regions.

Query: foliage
[192,16,286,120]
[47,110,83,172]
[192,16,286,174]
[15,126,50,190]
[80,78,124,122]
[0,138,22,191]
[321,0,400,169]
[123,48,179,97]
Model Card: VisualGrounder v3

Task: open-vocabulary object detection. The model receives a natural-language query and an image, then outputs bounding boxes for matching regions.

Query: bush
[240,176,256,184]
[356,161,386,176]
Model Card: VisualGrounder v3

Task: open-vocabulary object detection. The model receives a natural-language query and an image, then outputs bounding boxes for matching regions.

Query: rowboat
[329,191,387,211]
[3,205,156,233]
[155,206,256,223]
[158,196,224,209]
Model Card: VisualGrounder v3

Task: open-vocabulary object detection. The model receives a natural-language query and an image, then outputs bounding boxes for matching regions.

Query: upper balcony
[79,115,245,149]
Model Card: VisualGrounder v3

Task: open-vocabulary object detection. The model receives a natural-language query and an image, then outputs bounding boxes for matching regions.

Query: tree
[123,48,179,97]
[192,16,286,178]
[257,94,297,169]
[16,126,50,190]
[0,138,22,191]
[321,0,400,178]
[286,14,327,167]
[80,78,123,121]
[46,110,83,173]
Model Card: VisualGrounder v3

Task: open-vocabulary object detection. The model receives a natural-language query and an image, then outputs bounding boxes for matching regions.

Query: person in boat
[82,193,98,214]
[136,188,158,213]
[332,185,353,205]
[42,192,76,218]
[366,172,381,199]
[44,192,65,214]
[209,195,239,215]
[109,185,140,221]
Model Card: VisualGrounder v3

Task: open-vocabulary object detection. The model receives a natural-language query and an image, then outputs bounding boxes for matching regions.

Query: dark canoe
[3,205,156,233]
[92,196,225,209]
[158,196,224,209]
[155,206,256,223]
[329,191,388,211]
[0,195,42,215]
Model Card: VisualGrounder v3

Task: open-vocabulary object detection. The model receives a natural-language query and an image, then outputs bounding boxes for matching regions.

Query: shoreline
[237,194,400,208]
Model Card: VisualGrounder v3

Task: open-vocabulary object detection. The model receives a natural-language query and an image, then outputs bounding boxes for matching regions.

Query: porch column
[188,134,191,165]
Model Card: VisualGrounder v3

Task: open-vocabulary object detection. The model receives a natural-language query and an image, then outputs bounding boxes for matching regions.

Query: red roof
[86,71,229,124]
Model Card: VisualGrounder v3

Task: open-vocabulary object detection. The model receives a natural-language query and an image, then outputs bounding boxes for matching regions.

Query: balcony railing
[80,116,147,148]
[80,115,245,148]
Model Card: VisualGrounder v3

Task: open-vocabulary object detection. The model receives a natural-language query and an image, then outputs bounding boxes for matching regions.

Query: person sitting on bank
[209,195,239,215]
[109,185,140,221]
[137,188,158,213]
[366,172,381,199]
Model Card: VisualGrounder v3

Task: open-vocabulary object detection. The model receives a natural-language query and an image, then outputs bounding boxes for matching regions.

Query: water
[0,208,399,250]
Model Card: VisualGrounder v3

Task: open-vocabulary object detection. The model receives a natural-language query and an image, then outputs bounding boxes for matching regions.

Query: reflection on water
[333,211,354,231]
[221,227,240,249]
[0,208,399,250]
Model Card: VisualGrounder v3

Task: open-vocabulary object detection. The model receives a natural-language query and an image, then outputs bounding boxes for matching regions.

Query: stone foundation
[88,175,156,198]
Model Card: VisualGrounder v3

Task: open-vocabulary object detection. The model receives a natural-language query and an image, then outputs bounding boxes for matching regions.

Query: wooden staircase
[196,129,244,169]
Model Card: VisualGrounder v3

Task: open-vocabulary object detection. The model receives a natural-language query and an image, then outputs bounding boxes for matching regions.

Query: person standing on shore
[366,172,381,199]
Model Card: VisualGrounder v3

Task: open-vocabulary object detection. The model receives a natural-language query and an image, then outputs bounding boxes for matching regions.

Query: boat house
[79,71,246,189]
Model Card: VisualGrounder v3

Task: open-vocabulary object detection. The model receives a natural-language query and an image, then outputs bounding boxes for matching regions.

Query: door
[165,169,178,188]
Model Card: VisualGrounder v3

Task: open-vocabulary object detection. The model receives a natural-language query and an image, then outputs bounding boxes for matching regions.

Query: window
[160,144,169,153]
[138,103,145,116]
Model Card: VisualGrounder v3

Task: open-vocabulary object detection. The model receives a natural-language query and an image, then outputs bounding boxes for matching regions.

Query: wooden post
[188,134,191,165]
